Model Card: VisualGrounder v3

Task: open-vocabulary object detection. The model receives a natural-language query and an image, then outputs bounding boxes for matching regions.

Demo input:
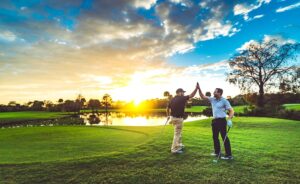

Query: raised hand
[196,82,200,89]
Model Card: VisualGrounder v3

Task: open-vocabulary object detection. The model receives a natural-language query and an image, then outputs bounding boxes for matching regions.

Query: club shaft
[216,127,230,161]
[157,118,169,139]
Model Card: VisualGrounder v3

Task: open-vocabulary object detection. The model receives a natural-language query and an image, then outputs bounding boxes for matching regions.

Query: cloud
[0,30,17,42]
[156,1,239,43]
[253,14,264,19]
[193,19,239,42]
[234,0,271,20]
[0,0,242,103]
[132,0,157,9]
[169,0,193,7]
[263,35,296,44]
[276,2,300,13]
[237,34,296,51]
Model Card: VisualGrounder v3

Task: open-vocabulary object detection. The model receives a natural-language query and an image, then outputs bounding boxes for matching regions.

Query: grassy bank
[283,104,300,111]
[0,117,299,183]
[0,111,69,124]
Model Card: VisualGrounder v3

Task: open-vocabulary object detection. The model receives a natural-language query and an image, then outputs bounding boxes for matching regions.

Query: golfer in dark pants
[197,85,234,160]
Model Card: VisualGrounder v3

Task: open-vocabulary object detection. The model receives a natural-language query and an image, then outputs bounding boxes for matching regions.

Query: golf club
[213,127,231,163]
[156,116,170,140]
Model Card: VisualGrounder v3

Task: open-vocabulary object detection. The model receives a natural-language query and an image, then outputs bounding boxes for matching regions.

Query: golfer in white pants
[166,84,198,154]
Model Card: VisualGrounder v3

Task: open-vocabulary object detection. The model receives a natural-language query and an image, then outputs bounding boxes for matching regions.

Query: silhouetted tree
[102,94,112,122]
[88,99,101,113]
[8,101,17,106]
[227,38,300,107]
[279,67,300,93]
[163,91,173,99]
[30,101,45,111]
[205,92,211,97]
[75,94,86,113]
[63,100,79,113]
[102,94,112,111]
[56,98,64,111]
[44,100,53,111]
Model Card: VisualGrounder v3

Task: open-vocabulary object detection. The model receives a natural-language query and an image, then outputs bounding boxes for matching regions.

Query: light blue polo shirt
[208,97,232,118]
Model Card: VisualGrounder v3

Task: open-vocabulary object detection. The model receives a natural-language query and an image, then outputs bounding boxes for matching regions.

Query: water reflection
[80,112,207,126]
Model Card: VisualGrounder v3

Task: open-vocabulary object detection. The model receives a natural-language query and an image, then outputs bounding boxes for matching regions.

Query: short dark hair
[215,88,223,95]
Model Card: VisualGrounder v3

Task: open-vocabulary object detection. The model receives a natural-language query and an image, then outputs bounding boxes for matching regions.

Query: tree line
[1,92,299,113]
[0,94,112,113]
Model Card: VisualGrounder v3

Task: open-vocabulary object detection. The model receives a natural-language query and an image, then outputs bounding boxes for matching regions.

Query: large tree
[102,94,112,113]
[87,99,101,113]
[75,94,86,113]
[102,94,112,123]
[227,38,299,107]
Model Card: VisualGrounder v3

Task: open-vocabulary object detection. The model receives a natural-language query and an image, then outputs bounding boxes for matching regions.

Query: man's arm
[188,83,199,98]
[227,108,234,120]
[166,106,171,117]
[166,100,171,117]
[225,100,234,119]
[197,83,209,100]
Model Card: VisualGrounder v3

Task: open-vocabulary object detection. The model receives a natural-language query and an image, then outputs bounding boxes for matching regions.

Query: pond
[0,112,208,128]
[80,112,208,126]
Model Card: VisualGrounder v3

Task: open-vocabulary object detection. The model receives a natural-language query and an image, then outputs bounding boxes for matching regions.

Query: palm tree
[76,94,86,114]
[57,98,64,112]
[163,91,173,100]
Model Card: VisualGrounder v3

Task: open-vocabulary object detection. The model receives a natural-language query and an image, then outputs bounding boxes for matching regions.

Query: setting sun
[134,99,142,106]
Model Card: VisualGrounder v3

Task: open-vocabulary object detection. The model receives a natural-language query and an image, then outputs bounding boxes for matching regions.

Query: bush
[277,109,300,120]
[241,106,300,120]
[202,107,213,117]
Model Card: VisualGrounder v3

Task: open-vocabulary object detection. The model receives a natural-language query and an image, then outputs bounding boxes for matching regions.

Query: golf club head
[213,159,218,163]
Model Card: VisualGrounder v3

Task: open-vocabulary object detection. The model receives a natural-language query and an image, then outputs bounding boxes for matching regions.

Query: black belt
[213,117,226,120]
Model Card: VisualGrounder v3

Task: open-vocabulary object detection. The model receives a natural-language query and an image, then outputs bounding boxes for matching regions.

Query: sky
[0,0,300,104]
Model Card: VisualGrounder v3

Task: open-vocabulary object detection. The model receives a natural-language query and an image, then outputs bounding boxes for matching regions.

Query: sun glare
[134,99,142,106]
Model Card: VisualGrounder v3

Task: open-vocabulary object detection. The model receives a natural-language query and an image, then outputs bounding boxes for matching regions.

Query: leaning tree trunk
[258,84,265,108]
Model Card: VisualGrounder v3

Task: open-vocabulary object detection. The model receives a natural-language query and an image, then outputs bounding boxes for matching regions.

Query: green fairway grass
[186,105,207,112]
[0,117,299,183]
[283,103,300,111]
[0,126,150,163]
[0,111,69,123]
[233,105,249,114]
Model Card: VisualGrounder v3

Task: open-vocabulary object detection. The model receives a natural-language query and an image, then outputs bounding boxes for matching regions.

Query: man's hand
[197,82,209,100]
[189,83,199,98]
[227,119,233,128]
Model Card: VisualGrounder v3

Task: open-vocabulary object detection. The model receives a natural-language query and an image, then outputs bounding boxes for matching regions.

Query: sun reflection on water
[80,112,207,126]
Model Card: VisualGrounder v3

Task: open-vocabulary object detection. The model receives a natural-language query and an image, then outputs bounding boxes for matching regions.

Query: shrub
[202,107,213,117]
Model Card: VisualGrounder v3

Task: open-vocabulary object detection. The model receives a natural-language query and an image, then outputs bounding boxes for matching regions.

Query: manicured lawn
[233,105,249,113]
[0,111,69,124]
[186,105,249,113]
[186,105,207,112]
[0,126,150,163]
[0,117,299,183]
[283,104,300,111]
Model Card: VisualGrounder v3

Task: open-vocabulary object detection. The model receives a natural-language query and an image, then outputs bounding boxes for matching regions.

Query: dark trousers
[212,118,232,156]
